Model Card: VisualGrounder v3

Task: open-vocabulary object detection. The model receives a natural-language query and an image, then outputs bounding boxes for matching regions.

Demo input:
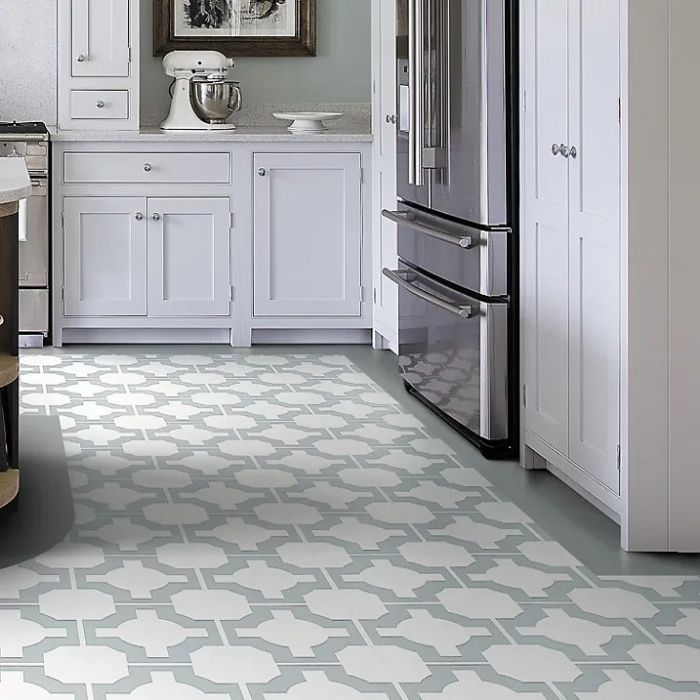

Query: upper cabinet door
[567,0,621,494]
[147,198,231,317]
[71,0,130,78]
[63,196,147,317]
[253,152,363,318]
[521,0,571,454]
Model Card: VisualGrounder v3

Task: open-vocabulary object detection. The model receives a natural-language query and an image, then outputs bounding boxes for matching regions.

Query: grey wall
[141,0,372,125]
[0,0,57,124]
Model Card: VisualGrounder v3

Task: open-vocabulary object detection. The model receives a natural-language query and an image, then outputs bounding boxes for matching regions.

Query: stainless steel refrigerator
[383,0,519,458]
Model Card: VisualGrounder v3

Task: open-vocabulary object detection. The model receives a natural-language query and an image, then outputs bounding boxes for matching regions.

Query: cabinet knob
[570,146,578,159]
[96,100,105,109]
[152,213,161,222]
[560,145,571,159]
[76,54,86,63]
[258,168,266,177]
[135,212,143,221]
[551,143,562,156]
[385,114,397,124]
[144,163,152,173]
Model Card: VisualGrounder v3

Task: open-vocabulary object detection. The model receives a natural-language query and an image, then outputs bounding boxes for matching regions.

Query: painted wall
[141,0,372,124]
[0,0,57,124]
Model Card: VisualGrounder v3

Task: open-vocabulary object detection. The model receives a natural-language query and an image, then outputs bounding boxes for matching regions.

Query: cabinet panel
[522,0,570,453]
[253,153,362,317]
[148,198,231,317]
[63,196,146,317]
[71,0,130,78]
[567,0,621,493]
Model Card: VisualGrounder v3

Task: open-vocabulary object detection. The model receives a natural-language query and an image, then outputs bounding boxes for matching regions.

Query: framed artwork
[154,0,316,57]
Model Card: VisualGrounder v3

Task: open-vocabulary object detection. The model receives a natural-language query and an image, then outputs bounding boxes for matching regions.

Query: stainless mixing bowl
[190,78,242,124]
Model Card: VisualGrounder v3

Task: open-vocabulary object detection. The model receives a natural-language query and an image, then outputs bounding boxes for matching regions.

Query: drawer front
[70,90,130,120]
[63,152,232,184]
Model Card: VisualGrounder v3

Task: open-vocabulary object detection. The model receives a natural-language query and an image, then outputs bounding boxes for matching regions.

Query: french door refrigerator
[383,0,519,458]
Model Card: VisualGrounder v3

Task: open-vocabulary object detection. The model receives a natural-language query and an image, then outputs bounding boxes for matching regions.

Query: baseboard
[252,328,372,345]
[61,328,231,345]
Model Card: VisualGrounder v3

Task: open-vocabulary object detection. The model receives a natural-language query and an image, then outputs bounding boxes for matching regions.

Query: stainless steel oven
[0,122,50,346]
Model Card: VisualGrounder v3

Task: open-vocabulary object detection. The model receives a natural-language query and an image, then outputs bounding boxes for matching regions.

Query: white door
[63,197,147,317]
[372,0,399,351]
[567,0,621,493]
[148,198,231,317]
[253,152,363,317]
[521,0,571,454]
[71,0,130,78]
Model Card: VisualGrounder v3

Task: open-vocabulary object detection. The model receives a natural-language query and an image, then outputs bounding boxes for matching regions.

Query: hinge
[61,286,65,301]
[128,47,132,63]
[360,168,365,184]
[373,287,378,304]
[618,97,622,125]
[230,212,235,229]
[617,445,621,470]
[61,212,65,231]
[522,384,527,408]
[229,286,235,302]
[360,286,365,303]
[522,89,527,113]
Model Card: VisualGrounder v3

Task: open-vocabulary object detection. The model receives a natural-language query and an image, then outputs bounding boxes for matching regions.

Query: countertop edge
[0,159,31,205]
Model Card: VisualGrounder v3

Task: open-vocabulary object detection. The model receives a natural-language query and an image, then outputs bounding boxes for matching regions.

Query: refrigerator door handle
[408,0,425,186]
[383,268,474,319]
[382,209,475,249]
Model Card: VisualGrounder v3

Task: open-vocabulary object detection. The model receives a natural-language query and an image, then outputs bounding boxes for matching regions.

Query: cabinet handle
[76,54,86,63]
[144,163,152,173]
[258,168,266,177]
[152,213,161,222]
[96,101,105,109]
[135,212,143,221]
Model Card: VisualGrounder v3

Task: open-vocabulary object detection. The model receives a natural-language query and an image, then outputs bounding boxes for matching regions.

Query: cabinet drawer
[69,90,130,120]
[63,152,232,184]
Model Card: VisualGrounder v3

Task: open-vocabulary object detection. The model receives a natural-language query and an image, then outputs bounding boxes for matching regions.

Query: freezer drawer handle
[382,210,474,249]
[383,268,474,319]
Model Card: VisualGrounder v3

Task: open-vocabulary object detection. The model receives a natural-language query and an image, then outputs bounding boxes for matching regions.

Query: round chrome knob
[560,145,571,159]
[570,146,578,159]
[0,315,4,327]
[552,143,562,156]
[76,54,86,63]
[258,168,266,177]
[144,163,152,173]
[135,213,143,221]
[152,213,161,222]
[96,101,105,109]
[385,114,397,124]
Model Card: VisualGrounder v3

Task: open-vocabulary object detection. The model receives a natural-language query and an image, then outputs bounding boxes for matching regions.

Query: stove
[0,121,50,346]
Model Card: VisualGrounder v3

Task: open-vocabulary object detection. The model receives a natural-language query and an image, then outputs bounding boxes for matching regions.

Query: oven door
[19,176,49,289]
[385,262,509,442]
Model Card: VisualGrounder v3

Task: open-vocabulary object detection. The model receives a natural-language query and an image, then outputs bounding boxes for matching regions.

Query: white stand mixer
[160,51,239,131]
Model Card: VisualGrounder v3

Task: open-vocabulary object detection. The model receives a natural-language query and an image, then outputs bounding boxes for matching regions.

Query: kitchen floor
[4,347,700,698]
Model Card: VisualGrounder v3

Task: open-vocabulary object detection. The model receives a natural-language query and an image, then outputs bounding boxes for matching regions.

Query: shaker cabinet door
[63,196,147,317]
[147,198,231,317]
[71,0,130,78]
[253,152,363,317]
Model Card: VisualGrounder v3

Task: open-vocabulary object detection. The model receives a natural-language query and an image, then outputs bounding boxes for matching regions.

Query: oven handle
[382,209,474,249]
[383,268,474,319]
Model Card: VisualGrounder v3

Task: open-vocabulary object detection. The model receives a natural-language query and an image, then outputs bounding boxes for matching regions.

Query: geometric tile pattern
[5,349,700,698]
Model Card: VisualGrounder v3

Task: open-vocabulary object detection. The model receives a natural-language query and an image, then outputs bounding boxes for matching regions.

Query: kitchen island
[0,158,30,511]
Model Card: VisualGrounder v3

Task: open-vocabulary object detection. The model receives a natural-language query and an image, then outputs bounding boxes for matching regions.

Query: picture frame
[154,0,317,57]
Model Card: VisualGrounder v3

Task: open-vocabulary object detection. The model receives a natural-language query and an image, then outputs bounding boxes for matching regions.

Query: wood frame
[153,0,316,57]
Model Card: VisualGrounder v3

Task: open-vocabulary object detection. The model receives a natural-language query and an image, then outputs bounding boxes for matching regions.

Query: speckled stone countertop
[0,158,30,205]
[49,125,373,144]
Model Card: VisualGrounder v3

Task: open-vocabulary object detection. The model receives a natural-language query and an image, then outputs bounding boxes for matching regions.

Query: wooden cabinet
[63,196,147,317]
[148,198,231,317]
[58,0,139,131]
[521,0,621,505]
[253,152,363,318]
[371,0,399,352]
[62,196,230,318]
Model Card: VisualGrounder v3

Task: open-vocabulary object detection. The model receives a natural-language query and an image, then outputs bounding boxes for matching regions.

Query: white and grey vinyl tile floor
[2,347,700,698]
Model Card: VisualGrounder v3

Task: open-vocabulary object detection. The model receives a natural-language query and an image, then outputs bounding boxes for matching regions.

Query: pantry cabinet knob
[258,168,266,177]
[152,213,161,222]
[143,163,152,173]
[76,54,86,63]
[135,212,143,221]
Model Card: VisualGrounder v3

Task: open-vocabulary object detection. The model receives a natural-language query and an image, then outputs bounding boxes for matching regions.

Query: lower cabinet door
[253,152,362,317]
[63,196,147,316]
[147,197,231,317]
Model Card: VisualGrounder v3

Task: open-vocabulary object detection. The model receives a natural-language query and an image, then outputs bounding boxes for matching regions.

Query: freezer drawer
[384,203,509,297]
[386,262,509,442]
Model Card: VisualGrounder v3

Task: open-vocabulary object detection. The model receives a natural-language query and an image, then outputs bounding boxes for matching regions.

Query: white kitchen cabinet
[371,0,399,352]
[70,0,130,78]
[253,152,363,318]
[148,198,231,317]
[63,196,147,317]
[58,0,139,131]
[522,0,621,507]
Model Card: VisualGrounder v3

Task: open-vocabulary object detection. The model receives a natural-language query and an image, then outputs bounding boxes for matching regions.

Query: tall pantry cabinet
[521,1,622,516]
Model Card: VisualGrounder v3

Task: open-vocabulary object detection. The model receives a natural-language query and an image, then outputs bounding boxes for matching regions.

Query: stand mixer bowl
[190,78,242,124]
